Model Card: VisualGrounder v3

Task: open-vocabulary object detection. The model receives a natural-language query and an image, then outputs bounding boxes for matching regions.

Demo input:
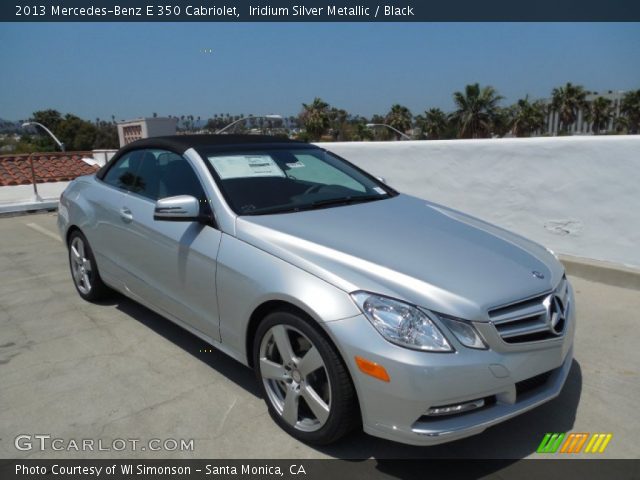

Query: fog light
[425,398,485,417]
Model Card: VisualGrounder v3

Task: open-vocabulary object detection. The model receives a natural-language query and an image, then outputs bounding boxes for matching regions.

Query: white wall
[91,149,117,166]
[0,181,68,213]
[320,136,640,269]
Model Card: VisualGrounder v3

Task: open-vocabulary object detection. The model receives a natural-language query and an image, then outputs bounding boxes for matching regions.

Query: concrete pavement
[0,212,638,460]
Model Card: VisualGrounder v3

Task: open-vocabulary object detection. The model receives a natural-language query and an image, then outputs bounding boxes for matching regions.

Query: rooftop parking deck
[0,212,638,460]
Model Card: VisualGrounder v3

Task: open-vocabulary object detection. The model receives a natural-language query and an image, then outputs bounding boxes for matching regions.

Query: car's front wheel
[67,230,112,302]
[253,310,359,445]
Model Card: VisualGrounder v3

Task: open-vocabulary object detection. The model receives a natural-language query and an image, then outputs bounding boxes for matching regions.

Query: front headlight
[350,292,453,352]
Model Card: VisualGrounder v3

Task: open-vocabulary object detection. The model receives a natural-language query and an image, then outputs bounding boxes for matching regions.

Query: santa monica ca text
[16,464,306,476]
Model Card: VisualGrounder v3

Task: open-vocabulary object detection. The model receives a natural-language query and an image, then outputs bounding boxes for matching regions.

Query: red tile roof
[0,152,99,187]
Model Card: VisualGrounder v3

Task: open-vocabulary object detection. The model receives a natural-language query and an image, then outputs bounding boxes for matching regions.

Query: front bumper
[324,285,576,446]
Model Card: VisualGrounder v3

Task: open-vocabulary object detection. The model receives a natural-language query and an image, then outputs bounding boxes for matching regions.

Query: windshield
[203,148,396,215]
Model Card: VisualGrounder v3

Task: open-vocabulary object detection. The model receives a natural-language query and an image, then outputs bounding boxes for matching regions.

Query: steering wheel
[303,184,324,195]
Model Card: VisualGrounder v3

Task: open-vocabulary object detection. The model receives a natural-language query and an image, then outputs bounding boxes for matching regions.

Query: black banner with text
[1,459,640,480]
[3,0,640,22]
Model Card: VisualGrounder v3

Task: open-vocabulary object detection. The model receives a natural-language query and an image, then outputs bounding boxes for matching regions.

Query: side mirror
[375,176,387,184]
[154,195,201,222]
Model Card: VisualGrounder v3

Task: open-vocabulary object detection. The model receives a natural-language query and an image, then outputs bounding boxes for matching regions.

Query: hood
[235,194,564,321]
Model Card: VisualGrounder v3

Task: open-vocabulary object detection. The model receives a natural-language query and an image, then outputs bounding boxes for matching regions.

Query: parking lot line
[24,222,61,242]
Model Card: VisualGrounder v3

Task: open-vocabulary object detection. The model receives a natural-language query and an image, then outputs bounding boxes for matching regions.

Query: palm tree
[551,83,587,134]
[384,104,412,139]
[450,83,503,138]
[328,108,348,140]
[620,89,640,134]
[492,107,515,138]
[510,96,547,137]
[300,97,331,141]
[368,114,392,140]
[585,97,613,134]
[417,108,449,139]
[352,121,374,141]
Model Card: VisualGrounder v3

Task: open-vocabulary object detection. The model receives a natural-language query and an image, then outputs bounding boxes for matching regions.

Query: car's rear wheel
[253,310,359,445]
[68,230,112,301]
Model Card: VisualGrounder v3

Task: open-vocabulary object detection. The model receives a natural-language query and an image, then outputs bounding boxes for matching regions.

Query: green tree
[25,109,64,150]
[352,121,374,141]
[450,83,503,138]
[585,96,613,134]
[619,89,640,134]
[551,82,587,134]
[384,104,412,139]
[26,110,118,151]
[364,114,390,141]
[492,107,514,138]
[56,114,97,150]
[299,97,331,141]
[94,121,118,148]
[31,109,63,132]
[510,96,547,137]
[416,108,449,139]
[328,108,348,140]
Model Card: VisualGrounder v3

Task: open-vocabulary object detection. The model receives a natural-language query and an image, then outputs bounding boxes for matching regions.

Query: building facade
[116,117,178,147]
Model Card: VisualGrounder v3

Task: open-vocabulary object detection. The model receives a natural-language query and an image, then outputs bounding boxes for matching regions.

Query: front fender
[216,233,360,364]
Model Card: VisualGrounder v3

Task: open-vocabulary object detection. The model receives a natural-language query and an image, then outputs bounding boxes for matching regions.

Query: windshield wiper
[244,194,388,216]
[243,205,302,215]
[308,194,388,209]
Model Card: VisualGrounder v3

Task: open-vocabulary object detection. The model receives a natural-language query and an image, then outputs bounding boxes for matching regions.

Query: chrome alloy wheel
[70,236,93,295]
[259,325,332,432]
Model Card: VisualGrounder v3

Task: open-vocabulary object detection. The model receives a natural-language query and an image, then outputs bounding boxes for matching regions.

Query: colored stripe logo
[584,433,613,453]
[537,433,565,453]
[537,433,612,454]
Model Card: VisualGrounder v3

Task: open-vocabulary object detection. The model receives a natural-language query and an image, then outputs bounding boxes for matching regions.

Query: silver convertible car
[58,135,575,446]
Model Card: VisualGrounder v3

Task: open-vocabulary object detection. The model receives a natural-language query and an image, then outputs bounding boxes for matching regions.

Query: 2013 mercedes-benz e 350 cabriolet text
[58,135,575,446]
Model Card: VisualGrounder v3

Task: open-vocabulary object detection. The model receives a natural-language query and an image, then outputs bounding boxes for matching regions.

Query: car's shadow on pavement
[103,292,262,398]
[103,292,582,472]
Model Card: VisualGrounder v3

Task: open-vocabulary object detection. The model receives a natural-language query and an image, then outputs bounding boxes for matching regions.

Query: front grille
[489,275,569,344]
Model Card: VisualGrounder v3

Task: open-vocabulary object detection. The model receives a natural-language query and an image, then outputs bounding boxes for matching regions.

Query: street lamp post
[21,121,66,202]
[366,123,412,140]
[22,121,65,151]
[216,115,283,134]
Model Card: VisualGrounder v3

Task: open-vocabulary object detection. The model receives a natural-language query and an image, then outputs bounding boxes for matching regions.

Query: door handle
[120,207,133,223]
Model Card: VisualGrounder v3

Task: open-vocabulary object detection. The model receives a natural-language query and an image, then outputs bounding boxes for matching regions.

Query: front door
[104,148,221,341]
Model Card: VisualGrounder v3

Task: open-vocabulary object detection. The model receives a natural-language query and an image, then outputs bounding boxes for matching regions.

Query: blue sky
[1,22,638,121]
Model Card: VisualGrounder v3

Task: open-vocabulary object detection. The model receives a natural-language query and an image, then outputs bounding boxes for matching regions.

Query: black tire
[253,309,360,445]
[67,230,112,302]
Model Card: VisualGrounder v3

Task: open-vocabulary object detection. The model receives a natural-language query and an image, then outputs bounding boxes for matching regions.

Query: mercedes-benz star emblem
[542,294,566,335]
[532,271,545,279]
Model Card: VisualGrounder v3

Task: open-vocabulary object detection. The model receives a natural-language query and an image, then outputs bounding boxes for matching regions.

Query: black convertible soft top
[118,134,305,155]
[97,134,312,179]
